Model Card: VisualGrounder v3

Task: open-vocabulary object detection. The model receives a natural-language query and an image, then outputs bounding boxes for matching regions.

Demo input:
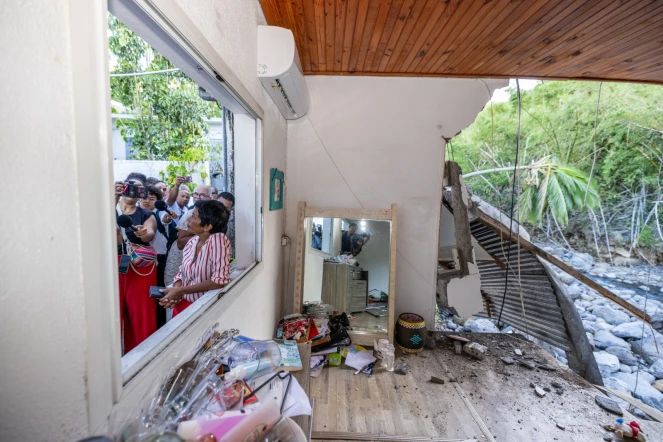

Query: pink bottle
[177,411,247,440]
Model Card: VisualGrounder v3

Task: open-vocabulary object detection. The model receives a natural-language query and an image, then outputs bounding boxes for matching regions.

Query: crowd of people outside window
[115,172,235,354]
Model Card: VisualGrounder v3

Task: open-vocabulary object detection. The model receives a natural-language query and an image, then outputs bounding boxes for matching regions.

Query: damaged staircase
[439,161,603,385]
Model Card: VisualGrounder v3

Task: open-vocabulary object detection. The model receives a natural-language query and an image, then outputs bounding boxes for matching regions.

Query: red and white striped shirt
[173,233,232,302]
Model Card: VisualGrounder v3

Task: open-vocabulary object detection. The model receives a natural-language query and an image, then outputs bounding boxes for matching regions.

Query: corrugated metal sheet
[471,219,572,352]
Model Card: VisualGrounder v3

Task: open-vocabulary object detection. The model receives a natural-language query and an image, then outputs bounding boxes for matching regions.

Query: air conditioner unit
[257,25,310,120]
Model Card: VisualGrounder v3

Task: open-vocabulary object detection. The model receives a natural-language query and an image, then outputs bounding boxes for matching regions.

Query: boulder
[620,364,632,373]
[584,324,596,334]
[605,346,638,365]
[632,336,663,365]
[594,351,620,375]
[612,321,651,340]
[570,252,594,271]
[594,319,614,332]
[558,272,575,285]
[650,359,663,379]
[604,376,630,393]
[468,318,499,333]
[566,285,582,300]
[594,330,630,350]
[611,372,663,410]
[593,306,630,325]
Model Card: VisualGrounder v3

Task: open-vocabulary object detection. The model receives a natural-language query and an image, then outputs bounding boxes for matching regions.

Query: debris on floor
[393,361,410,375]
[514,348,523,356]
[463,342,487,360]
[595,395,624,416]
[430,376,446,385]
[535,386,547,397]
[604,418,647,441]
[500,356,516,365]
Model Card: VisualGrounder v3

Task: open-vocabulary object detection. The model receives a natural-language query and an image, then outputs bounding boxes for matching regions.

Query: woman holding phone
[115,175,158,353]
[159,200,232,316]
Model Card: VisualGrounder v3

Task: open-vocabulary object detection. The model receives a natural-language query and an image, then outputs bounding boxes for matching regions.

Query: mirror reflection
[303,217,391,333]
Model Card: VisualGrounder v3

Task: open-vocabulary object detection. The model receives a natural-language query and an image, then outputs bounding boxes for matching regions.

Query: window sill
[121,261,258,383]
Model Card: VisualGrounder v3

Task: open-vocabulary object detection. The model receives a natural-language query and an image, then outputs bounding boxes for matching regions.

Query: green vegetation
[108,15,221,186]
[452,80,663,252]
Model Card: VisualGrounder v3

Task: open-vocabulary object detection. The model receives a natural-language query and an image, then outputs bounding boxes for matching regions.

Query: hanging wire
[497,79,522,327]
[584,82,602,204]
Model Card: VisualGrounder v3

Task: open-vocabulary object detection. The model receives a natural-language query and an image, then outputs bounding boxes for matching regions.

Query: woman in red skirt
[115,175,157,354]
[159,200,231,316]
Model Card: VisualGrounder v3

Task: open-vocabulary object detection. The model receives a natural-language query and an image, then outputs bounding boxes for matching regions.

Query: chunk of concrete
[594,395,623,415]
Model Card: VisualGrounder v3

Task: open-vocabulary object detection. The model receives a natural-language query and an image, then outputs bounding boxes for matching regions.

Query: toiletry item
[178,411,247,441]
[226,358,276,380]
[228,341,281,380]
[219,399,281,442]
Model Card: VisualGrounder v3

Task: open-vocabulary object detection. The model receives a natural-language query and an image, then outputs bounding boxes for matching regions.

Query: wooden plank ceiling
[260,0,663,84]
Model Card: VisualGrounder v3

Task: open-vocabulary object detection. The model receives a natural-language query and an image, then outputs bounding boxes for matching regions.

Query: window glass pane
[108,13,258,361]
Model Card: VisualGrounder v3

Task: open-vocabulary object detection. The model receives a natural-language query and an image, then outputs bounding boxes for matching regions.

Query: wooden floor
[310,333,663,442]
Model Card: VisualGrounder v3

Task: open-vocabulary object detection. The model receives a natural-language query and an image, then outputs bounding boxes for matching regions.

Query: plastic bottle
[218,399,281,442]
[177,411,247,441]
[226,358,276,380]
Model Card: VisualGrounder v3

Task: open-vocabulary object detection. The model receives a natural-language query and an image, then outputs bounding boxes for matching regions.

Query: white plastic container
[218,399,281,442]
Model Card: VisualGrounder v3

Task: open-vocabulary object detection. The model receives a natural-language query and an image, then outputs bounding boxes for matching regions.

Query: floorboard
[310,333,663,441]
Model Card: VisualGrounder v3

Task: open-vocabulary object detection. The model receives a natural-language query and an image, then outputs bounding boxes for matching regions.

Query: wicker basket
[395,312,426,354]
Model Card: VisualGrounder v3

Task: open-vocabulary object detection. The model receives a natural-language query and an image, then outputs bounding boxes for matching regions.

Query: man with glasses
[190,184,211,209]
[209,186,219,200]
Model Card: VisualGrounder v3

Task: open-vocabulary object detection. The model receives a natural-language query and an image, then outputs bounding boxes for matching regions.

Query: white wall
[0,0,107,439]
[354,220,391,295]
[1,0,287,439]
[285,76,506,327]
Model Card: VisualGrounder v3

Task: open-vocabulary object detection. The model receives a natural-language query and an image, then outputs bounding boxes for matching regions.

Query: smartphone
[150,286,167,299]
[118,255,130,274]
[180,176,193,183]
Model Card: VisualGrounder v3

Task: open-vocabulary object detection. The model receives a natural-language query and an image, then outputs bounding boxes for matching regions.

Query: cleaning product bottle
[218,399,281,442]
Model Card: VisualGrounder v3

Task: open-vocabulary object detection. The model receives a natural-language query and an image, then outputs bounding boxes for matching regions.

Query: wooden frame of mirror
[292,202,398,345]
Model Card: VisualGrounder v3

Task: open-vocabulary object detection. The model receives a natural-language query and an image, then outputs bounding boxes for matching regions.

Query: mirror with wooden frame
[292,202,398,345]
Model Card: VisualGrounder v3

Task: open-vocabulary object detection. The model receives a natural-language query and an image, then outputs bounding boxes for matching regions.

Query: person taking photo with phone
[115,174,158,353]
[159,200,232,316]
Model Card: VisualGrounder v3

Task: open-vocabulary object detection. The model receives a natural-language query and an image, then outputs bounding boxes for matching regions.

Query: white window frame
[87,0,263,400]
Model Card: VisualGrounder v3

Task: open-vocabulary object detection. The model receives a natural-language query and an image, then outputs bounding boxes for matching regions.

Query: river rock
[558,272,575,285]
[612,372,663,410]
[584,324,596,334]
[654,380,663,392]
[593,306,630,325]
[620,364,632,373]
[467,318,499,333]
[632,336,663,365]
[594,319,615,332]
[606,272,617,279]
[570,252,594,271]
[605,346,638,365]
[612,321,651,339]
[650,359,663,378]
[586,332,595,348]
[566,285,582,300]
[594,351,620,374]
[594,330,630,350]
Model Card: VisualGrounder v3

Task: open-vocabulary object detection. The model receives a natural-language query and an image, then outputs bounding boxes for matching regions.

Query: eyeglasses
[193,193,210,199]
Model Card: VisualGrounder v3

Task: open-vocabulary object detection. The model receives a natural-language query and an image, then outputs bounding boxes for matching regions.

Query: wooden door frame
[293,202,398,344]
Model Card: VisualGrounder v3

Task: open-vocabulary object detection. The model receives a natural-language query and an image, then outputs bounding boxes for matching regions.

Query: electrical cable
[496,79,522,327]
[584,82,602,204]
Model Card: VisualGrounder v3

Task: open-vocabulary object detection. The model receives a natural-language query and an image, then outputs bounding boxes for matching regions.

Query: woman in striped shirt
[159,200,232,316]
